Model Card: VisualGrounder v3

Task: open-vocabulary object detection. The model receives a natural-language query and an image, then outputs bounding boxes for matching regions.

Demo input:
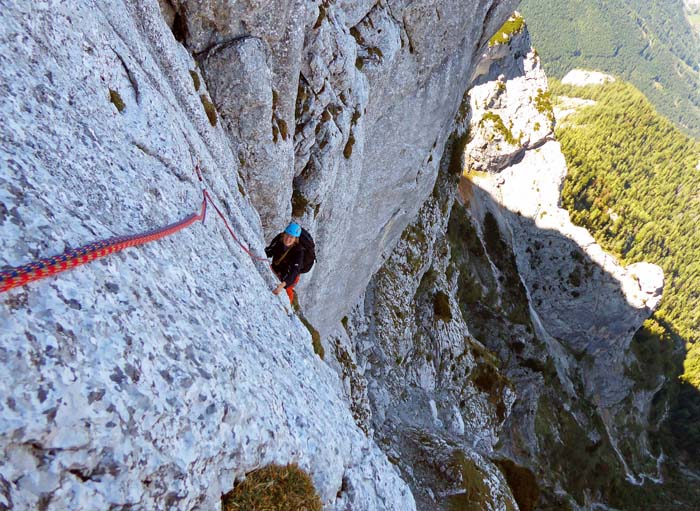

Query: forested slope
[551,78,700,461]
[520,0,700,137]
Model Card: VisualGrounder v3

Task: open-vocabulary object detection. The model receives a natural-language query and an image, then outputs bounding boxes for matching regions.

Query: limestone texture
[0,0,522,509]
[167,0,519,335]
[456,24,668,501]
[465,30,664,417]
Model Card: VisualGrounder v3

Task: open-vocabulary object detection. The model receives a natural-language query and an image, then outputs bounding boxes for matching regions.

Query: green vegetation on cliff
[519,0,700,137]
[222,464,322,511]
[489,13,525,47]
[551,77,700,463]
[552,79,700,384]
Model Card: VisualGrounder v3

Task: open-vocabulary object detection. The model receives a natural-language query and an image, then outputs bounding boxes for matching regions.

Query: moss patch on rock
[495,459,540,511]
[278,118,289,140]
[447,452,494,511]
[109,89,125,112]
[534,88,555,123]
[488,13,525,47]
[343,133,355,159]
[313,3,327,29]
[470,354,509,421]
[291,189,310,217]
[480,112,519,146]
[189,70,200,91]
[298,314,324,359]
[200,94,218,126]
[434,291,452,322]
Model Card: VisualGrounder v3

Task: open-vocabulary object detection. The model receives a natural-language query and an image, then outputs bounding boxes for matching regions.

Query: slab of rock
[561,69,616,86]
[0,1,416,509]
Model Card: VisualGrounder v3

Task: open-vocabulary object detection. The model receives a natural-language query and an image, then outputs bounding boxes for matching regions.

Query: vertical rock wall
[338,20,668,511]
[167,0,519,334]
[464,25,665,487]
[0,0,525,509]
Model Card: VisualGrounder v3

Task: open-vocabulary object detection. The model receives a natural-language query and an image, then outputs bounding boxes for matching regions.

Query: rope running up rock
[0,168,268,294]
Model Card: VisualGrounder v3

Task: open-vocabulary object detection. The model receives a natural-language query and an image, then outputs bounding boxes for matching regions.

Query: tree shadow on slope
[447,183,700,510]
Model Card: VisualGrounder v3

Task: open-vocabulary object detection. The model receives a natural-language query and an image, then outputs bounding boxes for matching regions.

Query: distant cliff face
[336,22,667,510]
[464,26,666,488]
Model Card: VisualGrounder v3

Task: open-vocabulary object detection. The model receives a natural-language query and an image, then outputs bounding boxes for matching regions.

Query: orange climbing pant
[285,275,300,304]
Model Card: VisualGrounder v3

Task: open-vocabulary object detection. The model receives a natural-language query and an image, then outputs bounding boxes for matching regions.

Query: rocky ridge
[335,23,667,510]
[465,53,667,488]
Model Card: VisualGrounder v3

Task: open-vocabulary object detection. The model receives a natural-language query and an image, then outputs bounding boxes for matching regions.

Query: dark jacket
[265,234,304,288]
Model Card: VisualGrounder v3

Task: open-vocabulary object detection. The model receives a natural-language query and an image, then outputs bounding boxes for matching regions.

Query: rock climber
[265,222,305,303]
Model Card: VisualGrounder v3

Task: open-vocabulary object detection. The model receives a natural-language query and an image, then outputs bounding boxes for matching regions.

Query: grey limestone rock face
[168,0,519,335]
[0,1,425,509]
[0,0,527,508]
[334,20,669,511]
[466,35,664,402]
[1,0,675,508]
[463,21,667,490]
[166,0,314,235]
[297,0,519,335]
[335,117,520,510]
[201,36,295,233]
[466,23,553,174]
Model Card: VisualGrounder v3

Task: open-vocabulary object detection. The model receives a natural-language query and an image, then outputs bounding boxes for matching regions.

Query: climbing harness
[0,165,267,294]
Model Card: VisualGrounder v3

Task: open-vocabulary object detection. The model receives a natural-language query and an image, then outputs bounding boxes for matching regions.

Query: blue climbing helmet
[284,222,302,237]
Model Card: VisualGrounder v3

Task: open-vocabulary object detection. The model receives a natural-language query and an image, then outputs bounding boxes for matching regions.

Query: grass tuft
[480,112,519,145]
[298,313,324,359]
[495,459,540,511]
[489,13,525,47]
[291,189,310,217]
[222,464,322,511]
[534,88,555,123]
[434,291,453,322]
[343,133,355,159]
[190,70,201,91]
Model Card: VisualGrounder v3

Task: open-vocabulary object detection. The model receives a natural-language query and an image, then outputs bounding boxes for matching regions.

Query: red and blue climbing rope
[202,190,269,263]
[0,171,268,294]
